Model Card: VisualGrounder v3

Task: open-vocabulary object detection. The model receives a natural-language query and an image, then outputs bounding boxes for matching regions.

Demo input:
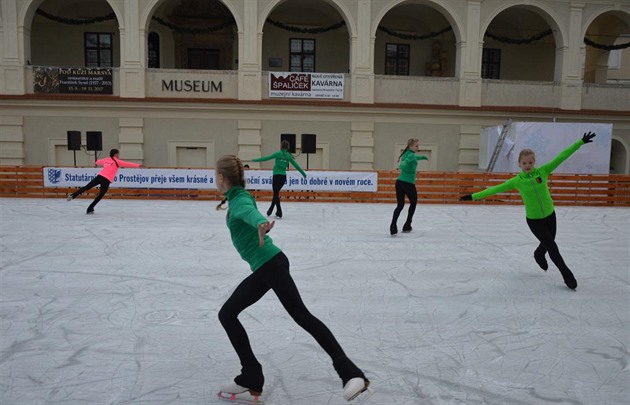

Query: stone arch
[259,0,356,38]
[19,0,123,31]
[611,136,629,174]
[372,0,463,77]
[20,0,123,67]
[480,1,566,47]
[582,8,630,38]
[372,0,464,43]
[581,8,629,83]
[142,0,242,33]
[480,1,566,81]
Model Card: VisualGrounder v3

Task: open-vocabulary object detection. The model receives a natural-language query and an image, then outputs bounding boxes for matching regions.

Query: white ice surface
[1,198,628,405]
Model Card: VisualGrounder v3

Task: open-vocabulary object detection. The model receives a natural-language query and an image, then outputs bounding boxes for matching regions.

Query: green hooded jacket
[472,139,585,219]
[225,186,281,271]
[253,149,307,177]
[397,149,429,184]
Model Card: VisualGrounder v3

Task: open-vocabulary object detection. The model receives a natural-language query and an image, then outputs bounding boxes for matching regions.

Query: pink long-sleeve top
[96,157,141,182]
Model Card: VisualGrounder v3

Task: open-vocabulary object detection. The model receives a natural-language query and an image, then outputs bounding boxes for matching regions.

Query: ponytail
[215,155,246,210]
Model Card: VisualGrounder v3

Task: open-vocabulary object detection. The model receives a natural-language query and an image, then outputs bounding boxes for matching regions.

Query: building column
[350,0,374,104]
[118,117,144,162]
[350,122,374,170]
[118,0,145,98]
[557,3,585,111]
[458,124,481,171]
[0,116,25,165]
[238,120,262,165]
[1,0,26,95]
[238,1,262,100]
[457,1,482,107]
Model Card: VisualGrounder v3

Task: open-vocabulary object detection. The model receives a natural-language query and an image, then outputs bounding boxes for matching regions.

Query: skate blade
[348,386,374,403]
[217,391,263,404]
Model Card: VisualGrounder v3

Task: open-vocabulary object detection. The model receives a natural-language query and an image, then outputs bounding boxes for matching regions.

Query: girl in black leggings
[390,138,428,235]
[214,155,369,403]
[253,140,306,218]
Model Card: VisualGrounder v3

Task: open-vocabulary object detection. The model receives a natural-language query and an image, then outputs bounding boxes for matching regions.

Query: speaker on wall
[280,133,296,153]
[86,131,103,151]
[67,131,81,151]
[301,134,316,154]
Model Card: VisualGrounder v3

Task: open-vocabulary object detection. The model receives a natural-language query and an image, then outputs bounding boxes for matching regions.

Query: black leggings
[218,252,361,392]
[526,211,574,279]
[267,174,286,216]
[391,180,417,226]
[71,175,110,212]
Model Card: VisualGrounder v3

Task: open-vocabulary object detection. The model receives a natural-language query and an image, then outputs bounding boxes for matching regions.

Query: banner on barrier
[43,168,378,192]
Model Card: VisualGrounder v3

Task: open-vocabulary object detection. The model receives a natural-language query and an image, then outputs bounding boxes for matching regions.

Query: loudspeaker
[86,131,102,151]
[301,134,316,154]
[67,131,81,151]
[280,133,296,153]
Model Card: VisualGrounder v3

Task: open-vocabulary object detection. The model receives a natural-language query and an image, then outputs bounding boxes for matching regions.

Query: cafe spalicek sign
[34,67,113,94]
[269,72,344,99]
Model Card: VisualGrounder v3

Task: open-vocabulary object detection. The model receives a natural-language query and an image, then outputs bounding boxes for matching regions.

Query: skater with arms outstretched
[460,132,597,290]
[214,155,370,404]
[67,148,141,214]
[252,140,306,218]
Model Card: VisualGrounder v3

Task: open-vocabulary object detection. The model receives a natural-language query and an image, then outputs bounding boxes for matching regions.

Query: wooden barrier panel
[1,166,629,206]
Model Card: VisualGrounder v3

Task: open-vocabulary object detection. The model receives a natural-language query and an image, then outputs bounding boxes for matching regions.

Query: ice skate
[218,383,263,404]
[66,194,73,201]
[402,224,412,233]
[534,249,548,271]
[563,273,577,290]
[343,377,372,402]
[390,224,397,236]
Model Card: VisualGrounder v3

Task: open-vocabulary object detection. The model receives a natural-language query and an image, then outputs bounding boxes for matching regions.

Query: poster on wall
[479,122,613,174]
[269,72,344,99]
[33,67,113,94]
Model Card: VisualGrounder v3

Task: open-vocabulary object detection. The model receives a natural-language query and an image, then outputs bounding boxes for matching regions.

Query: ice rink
[1,197,628,405]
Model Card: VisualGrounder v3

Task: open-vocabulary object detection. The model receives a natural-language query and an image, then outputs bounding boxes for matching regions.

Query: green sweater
[253,149,307,177]
[225,186,281,271]
[397,149,429,184]
[472,139,585,219]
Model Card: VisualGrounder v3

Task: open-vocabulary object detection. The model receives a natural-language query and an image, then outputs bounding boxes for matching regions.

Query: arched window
[148,32,160,68]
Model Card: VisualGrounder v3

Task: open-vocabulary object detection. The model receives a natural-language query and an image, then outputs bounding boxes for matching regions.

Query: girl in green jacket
[390,138,429,235]
[253,140,307,218]
[460,132,596,290]
[214,155,369,403]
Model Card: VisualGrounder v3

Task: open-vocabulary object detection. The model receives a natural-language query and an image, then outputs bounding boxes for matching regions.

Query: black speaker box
[86,131,103,151]
[67,131,81,151]
[301,134,316,154]
[280,133,296,153]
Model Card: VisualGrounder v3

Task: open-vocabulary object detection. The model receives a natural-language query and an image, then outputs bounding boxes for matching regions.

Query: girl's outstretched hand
[258,221,275,246]
[460,194,473,201]
[582,131,596,143]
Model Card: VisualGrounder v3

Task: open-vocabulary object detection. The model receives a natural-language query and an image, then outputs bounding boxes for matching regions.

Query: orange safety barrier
[1,166,629,206]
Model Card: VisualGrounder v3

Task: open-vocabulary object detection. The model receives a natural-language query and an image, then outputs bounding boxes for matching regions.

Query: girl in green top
[214,155,369,403]
[460,132,596,290]
[390,138,429,235]
[252,140,307,218]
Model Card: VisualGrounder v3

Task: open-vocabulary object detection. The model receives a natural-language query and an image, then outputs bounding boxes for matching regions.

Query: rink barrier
[0,166,629,206]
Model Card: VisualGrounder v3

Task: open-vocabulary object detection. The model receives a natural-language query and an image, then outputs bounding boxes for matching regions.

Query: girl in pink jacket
[67,148,141,214]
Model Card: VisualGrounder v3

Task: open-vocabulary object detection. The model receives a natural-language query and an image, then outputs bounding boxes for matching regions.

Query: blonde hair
[215,155,246,210]
[518,149,536,163]
[398,138,419,161]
